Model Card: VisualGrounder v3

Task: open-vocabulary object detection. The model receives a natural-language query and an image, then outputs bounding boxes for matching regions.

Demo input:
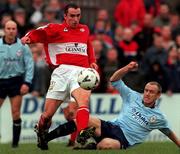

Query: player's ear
[64,14,67,20]
[156,92,161,99]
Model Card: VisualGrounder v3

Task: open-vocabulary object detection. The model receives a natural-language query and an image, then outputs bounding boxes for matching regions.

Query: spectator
[47,0,64,22]
[104,48,120,82]
[96,9,113,37]
[30,43,52,97]
[154,3,171,27]
[170,13,180,40]
[113,24,124,43]
[0,0,24,15]
[42,6,59,23]
[114,0,146,27]
[143,0,167,16]
[97,9,109,21]
[175,34,180,48]
[141,33,168,73]
[28,0,45,25]
[161,25,174,50]
[146,61,168,92]
[0,13,12,36]
[0,13,12,29]
[103,48,120,93]
[91,39,107,93]
[13,7,34,37]
[90,19,113,48]
[118,28,139,64]
[134,13,156,57]
[166,46,180,94]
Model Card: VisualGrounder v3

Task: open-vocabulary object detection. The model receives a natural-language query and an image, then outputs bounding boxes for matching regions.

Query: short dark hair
[148,81,162,93]
[64,3,80,15]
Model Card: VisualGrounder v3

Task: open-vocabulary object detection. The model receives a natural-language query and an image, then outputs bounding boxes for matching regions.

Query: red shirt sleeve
[26,24,57,43]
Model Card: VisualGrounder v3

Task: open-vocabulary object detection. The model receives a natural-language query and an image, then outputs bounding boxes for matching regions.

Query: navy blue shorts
[95,120,130,149]
[0,76,23,99]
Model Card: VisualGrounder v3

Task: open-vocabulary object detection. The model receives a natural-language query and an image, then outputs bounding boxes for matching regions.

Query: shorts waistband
[59,64,86,70]
[0,75,23,81]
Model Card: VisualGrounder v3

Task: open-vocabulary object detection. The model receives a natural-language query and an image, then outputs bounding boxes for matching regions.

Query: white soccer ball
[77,68,100,90]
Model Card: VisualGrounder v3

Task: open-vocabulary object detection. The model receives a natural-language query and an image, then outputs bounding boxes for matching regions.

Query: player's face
[143,83,161,107]
[64,8,81,28]
[4,21,17,40]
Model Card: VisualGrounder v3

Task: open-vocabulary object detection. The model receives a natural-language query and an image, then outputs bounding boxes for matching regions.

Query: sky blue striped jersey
[0,37,34,84]
[110,80,170,146]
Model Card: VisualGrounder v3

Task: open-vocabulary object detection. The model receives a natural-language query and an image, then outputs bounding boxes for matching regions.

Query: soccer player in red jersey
[21,3,98,150]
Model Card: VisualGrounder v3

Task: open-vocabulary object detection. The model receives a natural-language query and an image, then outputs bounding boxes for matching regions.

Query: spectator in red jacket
[114,0,146,27]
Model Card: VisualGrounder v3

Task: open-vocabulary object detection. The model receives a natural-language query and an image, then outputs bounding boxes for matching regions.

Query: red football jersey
[26,22,96,67]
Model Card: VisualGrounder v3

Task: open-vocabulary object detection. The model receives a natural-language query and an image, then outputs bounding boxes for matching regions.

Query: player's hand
[21,36,31,44]
[127,61,138,71]
[90,63,98,70]
[20,84,29,95]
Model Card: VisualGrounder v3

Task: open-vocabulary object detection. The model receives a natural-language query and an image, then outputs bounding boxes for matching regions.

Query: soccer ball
[77,68,100,90]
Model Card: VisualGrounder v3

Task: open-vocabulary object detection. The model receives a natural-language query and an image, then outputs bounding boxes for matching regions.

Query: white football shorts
[46,64,85,102]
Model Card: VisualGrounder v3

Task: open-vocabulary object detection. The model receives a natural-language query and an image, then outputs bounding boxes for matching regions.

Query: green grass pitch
[0,142,179,154]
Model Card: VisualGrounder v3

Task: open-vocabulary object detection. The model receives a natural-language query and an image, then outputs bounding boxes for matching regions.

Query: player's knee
[97,138,111,149]
[97,138,120,149]
[75,91,91,105]
[65,111,75,121]
[77,99,89,107]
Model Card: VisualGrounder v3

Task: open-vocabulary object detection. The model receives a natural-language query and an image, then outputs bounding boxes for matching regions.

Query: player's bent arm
[23,24,55,44]
[25,29,47,43]
[110,61,138,82]
[160,128,180,147]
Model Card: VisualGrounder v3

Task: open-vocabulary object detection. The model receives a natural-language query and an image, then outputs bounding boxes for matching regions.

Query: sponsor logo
[132,108,149,126]
[48,42,88,56]
[65,43,86,54]
[4,57,20,63]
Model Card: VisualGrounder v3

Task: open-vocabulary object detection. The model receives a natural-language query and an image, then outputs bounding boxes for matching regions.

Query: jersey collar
[63,21,80,29]
[3,36,17,45]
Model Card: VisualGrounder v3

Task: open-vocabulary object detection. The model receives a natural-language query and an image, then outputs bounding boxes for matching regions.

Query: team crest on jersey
[149,116,157,123]
[16,50,22,56]
[80,28,85,32]
[64,28,68,32]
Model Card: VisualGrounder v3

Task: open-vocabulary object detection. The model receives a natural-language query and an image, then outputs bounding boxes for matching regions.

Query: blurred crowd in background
[0,0,180,96]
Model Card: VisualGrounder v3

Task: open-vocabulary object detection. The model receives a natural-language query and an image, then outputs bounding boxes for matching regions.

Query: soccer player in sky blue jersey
[0,20,34,148]
[35,61,180,150]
